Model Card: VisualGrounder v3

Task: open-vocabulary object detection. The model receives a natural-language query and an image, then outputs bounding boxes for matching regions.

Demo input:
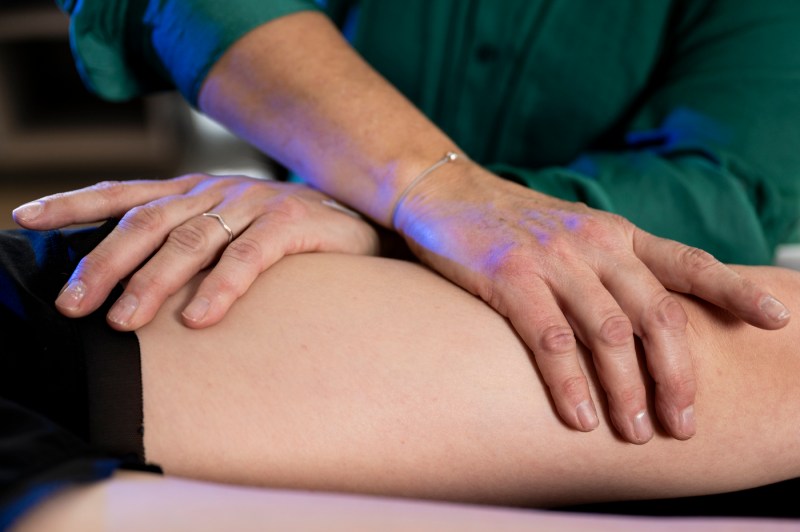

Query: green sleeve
[54,0,320,105]
[493,2,800,266]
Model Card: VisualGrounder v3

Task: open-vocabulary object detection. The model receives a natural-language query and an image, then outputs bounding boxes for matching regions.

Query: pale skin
[7,251,800,527]
[12,11,792,447]
[11,472,799,532]
[7,6,800,528]
[131,255,800,507]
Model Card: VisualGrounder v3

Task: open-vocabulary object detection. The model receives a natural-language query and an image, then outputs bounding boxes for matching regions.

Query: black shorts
[0,222,158,527]
[0,221,144,459]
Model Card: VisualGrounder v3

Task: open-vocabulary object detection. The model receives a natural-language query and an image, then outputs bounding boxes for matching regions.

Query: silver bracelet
[390,151,459,230]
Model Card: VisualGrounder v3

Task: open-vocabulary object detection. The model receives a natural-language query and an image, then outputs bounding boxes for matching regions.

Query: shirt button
[475,44,499,63]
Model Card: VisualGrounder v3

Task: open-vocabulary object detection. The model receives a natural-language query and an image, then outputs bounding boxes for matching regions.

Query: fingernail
[576,400,599,431]
[56,279,86,311]
[183,297,210,323]
[679,405,696,438]
[760,295,790,322]
[12,201,43,222]
[108,294,139,327]
[633,410,654,443]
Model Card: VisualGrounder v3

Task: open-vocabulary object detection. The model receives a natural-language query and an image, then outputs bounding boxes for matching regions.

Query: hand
[13,174,380,330]
[393,160,790,444]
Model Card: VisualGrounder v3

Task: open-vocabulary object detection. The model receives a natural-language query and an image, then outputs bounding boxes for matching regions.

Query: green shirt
[56,0,800,265]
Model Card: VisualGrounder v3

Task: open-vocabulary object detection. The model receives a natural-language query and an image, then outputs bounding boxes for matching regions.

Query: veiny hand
[393,160,790,444]
[13,174,379,330]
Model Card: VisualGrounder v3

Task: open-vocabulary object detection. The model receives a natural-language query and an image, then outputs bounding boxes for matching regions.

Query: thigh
[12,470,799,531]
[136,254,800,507]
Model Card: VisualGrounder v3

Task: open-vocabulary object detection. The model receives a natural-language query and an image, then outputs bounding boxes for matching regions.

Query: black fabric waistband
[0,221,145,461]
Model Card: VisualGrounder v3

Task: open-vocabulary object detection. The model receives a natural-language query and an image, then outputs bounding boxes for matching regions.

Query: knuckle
[597,314,634,348]
[183,173,228,197]
[577,215,608,237]
[609,384,643,409]
[126,267,168,295]
[223,236,264,268]
[574,214,624,246]
[206,272,244,300]
[269,194,310,222]
[206,174,237,192]
[557,374,590,399]
[166,223,210,256]
[183,172,211,181]
[176,173,212,191]
[77,249,116,279]
[537,324,577,356]
[489,249,536,283]
[93,180,125,195]
[737,275,759,294]
[644,294,688,332]
[678,245,719,273]
[659,372,697,400]
[92,180,127,206]
[541,232,574,259]
[121,203,167,234]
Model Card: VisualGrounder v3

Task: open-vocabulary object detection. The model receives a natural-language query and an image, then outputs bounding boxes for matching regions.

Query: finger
[55,191,215,320]
[180,210,304,328]
[635,231,790,330]
[12,175,203,229]
[601,258,695,441]
[105,209,237,330]
[502,275,599,434]
[559,274,653,444]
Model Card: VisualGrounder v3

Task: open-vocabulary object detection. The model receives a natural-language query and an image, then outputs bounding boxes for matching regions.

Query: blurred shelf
[0,2,279,230]
[0,3,69,41]
[0,2,188,179]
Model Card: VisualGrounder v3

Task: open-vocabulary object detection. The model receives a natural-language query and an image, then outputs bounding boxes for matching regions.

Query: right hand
[393,158,790,444]
[13,174,380,330]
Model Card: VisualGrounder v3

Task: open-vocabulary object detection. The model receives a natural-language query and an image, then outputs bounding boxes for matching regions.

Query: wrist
[391,155,493,237]
[389,151,460,230]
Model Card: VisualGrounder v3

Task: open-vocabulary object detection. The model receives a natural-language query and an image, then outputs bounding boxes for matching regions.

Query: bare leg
[12,470,798,532]
[138,254,800,507]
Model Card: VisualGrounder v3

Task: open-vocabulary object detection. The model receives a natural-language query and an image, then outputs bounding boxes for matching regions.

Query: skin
[11,11,791,446]
[131,254,800,508]
[11,471,799,532]
[14,175,380,327]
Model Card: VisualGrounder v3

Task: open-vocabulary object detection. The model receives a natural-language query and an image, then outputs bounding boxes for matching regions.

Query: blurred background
[0,1,276,229]
[3,2,800,269]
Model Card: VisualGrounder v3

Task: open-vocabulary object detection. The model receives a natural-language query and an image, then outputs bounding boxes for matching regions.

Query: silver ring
[202,212,233,244]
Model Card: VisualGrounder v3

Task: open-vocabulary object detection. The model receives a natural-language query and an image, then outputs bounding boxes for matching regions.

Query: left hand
[13,174,380,330]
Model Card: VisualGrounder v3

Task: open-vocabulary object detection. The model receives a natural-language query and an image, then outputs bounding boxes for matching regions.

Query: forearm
[198,11,459,226]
